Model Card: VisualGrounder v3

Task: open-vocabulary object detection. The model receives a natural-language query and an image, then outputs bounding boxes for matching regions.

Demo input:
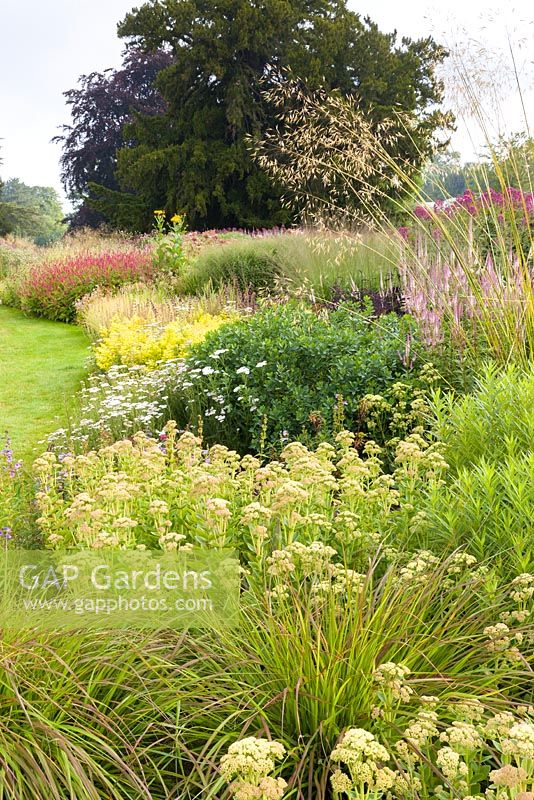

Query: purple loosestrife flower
[414,205,432,220]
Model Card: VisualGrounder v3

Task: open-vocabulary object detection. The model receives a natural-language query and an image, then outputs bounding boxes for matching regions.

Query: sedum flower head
[440,721,484,752]
[501,722,534,759]
[436,746,469,782]
[220,737,286,783]
[373,661,413,703]
[489,764,527,788]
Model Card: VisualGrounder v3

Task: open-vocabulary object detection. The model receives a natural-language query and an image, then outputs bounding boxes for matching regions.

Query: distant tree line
[422,134,534,201]
[0,147,65,243]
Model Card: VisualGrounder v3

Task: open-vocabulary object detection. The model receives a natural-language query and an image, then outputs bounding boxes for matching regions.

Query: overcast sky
[1,0,533,209]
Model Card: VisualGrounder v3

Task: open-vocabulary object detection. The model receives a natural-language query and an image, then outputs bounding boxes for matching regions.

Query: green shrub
[167,303,427,454]
[181,236,284,293]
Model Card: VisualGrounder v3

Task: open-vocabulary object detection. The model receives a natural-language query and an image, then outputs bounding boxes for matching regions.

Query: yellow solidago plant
[94,311,235,371]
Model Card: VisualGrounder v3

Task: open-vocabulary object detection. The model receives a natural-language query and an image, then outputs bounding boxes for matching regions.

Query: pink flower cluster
[413,187,534,222]
[399,245,531,353]
[18,250,155,322]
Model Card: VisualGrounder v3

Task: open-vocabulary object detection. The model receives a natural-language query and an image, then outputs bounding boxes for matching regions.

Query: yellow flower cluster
[94,310,235,370]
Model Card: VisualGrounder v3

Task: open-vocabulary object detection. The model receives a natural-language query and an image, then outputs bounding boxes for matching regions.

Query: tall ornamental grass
[181,230,398,298]
[76,282,256,340]
[251,65,534,365]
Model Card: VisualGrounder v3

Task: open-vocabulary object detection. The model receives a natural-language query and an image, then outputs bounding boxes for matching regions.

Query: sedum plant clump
[33,422,447,554]
[325,676,534,799]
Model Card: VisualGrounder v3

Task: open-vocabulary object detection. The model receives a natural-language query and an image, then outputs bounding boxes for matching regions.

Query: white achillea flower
[236,366,250,375]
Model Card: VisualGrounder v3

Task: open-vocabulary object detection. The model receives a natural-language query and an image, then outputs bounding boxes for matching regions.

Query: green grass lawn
[0,306,89,463]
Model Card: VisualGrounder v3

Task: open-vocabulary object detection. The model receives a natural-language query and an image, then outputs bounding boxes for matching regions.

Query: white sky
[1,0,533,209]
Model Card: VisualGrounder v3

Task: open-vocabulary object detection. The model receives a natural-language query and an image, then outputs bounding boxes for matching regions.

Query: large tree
[85,0,448,231]
[55,47,172,228]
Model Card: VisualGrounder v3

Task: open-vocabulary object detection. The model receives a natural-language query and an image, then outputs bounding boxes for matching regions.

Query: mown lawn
[0,306,89,463]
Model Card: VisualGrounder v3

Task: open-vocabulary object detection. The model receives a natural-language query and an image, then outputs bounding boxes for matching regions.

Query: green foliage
[88,0,448,231]
[467,132,534,194]
[167,304,425,453]
[1,179,66,244]
[422,452,534,574]
[421,150,468,200]
[432,363,534,471]
[411,365,534,574]
[152,209,188,276]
